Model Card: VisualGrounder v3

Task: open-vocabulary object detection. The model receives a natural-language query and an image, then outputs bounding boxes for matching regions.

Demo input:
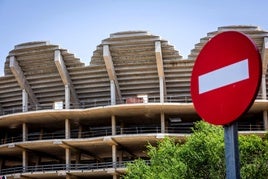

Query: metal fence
[0,160,143,175]
[1,123,265,145]
[0,125,194,145]
[0,93,265,116]
[0,95,193,116]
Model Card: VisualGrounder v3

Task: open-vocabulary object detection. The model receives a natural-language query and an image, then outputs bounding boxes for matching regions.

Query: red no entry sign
[191,31,262,125]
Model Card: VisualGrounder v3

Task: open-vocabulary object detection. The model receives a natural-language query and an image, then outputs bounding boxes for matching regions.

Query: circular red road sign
[191,31,261,125]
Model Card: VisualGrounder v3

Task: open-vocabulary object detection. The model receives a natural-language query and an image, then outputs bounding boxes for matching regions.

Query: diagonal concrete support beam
[103,45,122,103]
[54,140,103,162]
[54,50,79,108]
[103,137,136,158]
[155,41,165,77]
[103,136,118,146]
[15,144,64,163]
[155,41,167,103]
[9,56,38,106]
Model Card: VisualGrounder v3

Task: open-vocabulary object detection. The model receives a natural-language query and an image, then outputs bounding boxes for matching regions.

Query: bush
[122,121,268,179]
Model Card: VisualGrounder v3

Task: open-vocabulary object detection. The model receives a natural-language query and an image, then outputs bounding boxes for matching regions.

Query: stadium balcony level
[0,95,193,116]
[0,124,266,146]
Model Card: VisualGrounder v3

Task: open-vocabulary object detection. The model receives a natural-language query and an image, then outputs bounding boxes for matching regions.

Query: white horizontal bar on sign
[198,59,249,94]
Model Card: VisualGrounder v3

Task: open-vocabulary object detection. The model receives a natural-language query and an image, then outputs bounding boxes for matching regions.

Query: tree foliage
[239,134,268,179]
[122,121,268,179]
[178,121,225,178]
[123,137,186,179]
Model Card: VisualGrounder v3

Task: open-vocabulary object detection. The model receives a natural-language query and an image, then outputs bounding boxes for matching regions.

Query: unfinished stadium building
[0,25,268,179]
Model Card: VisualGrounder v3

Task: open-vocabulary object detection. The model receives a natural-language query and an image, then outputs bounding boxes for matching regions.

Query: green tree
[122,121,268,179]
[178,121,225,178]
[239,134,268,179]
[123,158,150,179]
[124,137,187,179]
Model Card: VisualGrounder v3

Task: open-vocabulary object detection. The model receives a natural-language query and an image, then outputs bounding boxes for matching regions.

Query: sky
[1,0,268,76]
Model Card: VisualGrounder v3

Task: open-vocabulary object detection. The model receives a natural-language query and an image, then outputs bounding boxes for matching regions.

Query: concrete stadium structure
[0,25,268,179]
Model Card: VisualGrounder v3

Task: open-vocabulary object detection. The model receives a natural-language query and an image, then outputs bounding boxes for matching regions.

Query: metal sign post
[224,122,240,179]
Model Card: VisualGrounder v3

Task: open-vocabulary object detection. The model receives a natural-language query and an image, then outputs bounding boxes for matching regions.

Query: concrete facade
[0,25,267,178]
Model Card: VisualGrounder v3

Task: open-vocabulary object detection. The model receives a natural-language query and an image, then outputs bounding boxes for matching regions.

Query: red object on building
[126,97,144,104]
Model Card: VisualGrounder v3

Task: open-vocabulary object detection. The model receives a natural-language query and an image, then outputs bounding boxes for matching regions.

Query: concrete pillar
[261,74,268,130]
[78,125,83,138]
[262,74,267,99]
[120,122,124,134]
[111,115,116,135]
[159,77,164,103]
[113,174,118,179]
[110,80,116,105]
[36,157,41,166]
[75,153,81,164]
[263,111,268,130]
[22,89,28,112]
[118,151,123,166]
[22,150,28,172]
[39,129,44,140]
[22,123,28,142]
[65,119,70,139]
[4,133,7,144]
[66,148,71,169]
[112,145,117,168]
[65,85,70,109]
[0,159,4,171]
[160,112,165,133]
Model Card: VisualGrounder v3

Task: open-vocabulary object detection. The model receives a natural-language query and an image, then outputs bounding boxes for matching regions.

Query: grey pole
[224,122,240,179]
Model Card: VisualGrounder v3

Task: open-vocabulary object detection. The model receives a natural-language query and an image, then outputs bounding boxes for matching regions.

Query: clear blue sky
[1,0,268,76]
